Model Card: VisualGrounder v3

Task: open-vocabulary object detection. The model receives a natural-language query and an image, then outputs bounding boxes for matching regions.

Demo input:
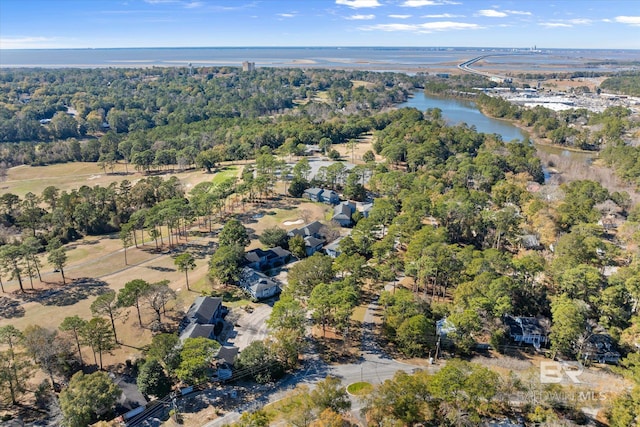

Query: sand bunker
[283,219,304,226]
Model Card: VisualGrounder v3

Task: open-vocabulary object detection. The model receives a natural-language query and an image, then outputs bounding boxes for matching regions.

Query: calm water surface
[398,91,594,180]
[398,92,527,142]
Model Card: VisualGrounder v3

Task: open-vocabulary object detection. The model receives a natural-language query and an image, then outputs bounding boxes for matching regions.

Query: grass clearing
[351,80,375,89]
[0,160,329,376]
[346,381,373,395]
[2,161,242,198]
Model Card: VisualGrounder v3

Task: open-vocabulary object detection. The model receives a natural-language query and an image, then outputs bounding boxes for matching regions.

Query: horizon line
[2,45,639,51]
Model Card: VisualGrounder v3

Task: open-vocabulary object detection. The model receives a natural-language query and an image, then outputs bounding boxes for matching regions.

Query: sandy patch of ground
[332,133,381,164]
[283,219,304,226]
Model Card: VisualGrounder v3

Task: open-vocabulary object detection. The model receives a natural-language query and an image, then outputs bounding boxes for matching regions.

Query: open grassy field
[1,162,241,198]
[0,159,330,372]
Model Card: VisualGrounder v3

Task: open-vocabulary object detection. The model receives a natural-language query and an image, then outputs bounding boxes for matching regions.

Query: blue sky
[1,0,639,49]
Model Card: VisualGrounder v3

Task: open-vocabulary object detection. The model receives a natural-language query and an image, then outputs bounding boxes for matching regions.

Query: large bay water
[1,47,637,70]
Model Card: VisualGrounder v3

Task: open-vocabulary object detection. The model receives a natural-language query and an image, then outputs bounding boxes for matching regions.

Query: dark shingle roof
[186,296,222,324]
[179,323,216,341]
[305,188,323,196]
[304,221,324,236]
[304,236,324,248]
[269,246,290,258]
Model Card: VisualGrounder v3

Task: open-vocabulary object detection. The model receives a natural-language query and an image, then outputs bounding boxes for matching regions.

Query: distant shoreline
[2,46,637,72]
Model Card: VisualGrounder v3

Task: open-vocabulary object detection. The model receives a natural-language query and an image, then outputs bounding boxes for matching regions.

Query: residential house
[582,333,621,364]
[113,374,147,416]
[214,346,239,381]
[332,201,356,227]
[325,236,345,258]
[244,247,291,271]
[185,296,224,325]
[304,236,325,257]
[304,187,340,205]
[598,214,622,231]
[288,220,325,240]
[179,296,228,343]
[504,315,548,349]
[358,202,373,218]
[519,234,542,250]
[436,317,457,348]
[436,318,457,338]
[239,267,281,300]
[179,323,218,343]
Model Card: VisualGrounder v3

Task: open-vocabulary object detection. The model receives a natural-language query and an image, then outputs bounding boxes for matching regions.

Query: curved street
[202,294,439,427]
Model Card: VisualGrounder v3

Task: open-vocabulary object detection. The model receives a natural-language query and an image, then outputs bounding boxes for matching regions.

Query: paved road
[225,303,273,351]
[202,295,438,427]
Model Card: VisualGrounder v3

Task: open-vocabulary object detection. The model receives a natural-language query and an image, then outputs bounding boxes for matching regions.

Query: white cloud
[421,13,463,18]
[402,0,438,5]
[615,16,640,26]
[335,0,382,8]
[362,20,479,32]
[401,0,460,6]
[567,18,592,25]
[539,22,572,28]
[538,18,592,28]
[504,10,531,16]
[478,9,507,18]
[184,1,203,8]
[346,14,376,20]
[278,13,296,18]
[389,14,412,19]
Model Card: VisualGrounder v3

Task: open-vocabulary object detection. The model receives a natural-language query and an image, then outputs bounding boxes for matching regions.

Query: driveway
[202,293,438,427]
[224,302,273,351]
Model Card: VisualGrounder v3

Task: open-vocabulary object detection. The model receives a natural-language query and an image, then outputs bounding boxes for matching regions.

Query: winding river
[399,92,527,142]
[398,92,595,182]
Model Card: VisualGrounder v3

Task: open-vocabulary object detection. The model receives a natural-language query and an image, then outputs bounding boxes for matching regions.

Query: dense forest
[2,65,640,426]
[423,72,640,186]
[600,72,640,96]
[0,67,419,167]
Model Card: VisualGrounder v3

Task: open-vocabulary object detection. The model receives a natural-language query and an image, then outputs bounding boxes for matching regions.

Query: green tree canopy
[175,337,220,385]
[174,252,196,291]
[219,218,249,248]
[117,279,150,327]
[137,358,172,398]
[59,371,121,427]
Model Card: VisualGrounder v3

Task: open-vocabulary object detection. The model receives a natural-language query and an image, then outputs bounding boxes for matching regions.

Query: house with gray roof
[332,201,356,227]
[244,247,291,271]
[325,236,344,258]
[239,267,281,300]
[504,315,549,349]
[185,296,224,325]
[304,187,339,205]
[288,220,325,240]
[179,296,228,343]
[180,323,218,343]
[583,332,620,364]
[303,236,325,256]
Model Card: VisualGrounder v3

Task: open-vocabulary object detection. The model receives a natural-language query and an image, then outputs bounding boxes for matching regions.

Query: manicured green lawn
[347,382,373,395]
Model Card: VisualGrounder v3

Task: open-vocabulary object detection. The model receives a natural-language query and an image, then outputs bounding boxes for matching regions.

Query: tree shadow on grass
[0,296,25,319]
[146,266,176,273]
[14,277,110,306]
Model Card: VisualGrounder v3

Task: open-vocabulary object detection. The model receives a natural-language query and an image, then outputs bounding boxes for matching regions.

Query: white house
[239,267,281,300]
